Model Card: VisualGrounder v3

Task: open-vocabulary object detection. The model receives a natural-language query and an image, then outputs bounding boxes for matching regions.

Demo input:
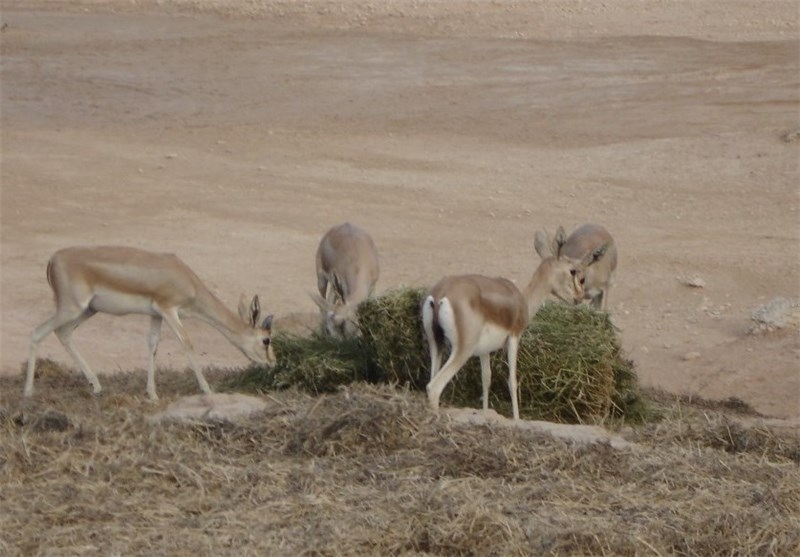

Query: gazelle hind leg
[24,306,92,397]
[146,315,163,400]
[506,335,520,420]
[421,296,442,379]
[26,314,63,397]
[479,354,491,411]
[426,346,473,413]
[159,308,212,396]
[425,297,471,412]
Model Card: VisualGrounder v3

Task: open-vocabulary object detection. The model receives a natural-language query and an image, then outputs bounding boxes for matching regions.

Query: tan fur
[561,224,617,310]
[312,222,379,338]
[429,275,529,338]
[423,239,585,420]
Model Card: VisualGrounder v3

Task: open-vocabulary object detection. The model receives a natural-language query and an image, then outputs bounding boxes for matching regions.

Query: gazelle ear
[309,292,331,312]
[534,229,551,258]
[261,314,273,330]
[238,293,250,323]
[331,273,346,303]
[250,295,261,327]
[553,226,567,258]
[582,245,608,266]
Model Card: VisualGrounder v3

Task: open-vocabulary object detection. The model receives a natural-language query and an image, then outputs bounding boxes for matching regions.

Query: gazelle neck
[190,286,251,348]
[523,260,554,317]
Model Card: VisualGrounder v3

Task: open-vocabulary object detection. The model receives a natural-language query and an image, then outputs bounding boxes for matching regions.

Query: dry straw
[231,287,646,424]
[2,375,798,556]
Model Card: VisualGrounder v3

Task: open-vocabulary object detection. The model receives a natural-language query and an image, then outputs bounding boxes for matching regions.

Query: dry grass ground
[1,365,798,556]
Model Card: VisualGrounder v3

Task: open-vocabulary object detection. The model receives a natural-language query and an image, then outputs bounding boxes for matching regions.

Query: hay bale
[357,287,429,389]
[231,288,645,424]
[227,330,374,394]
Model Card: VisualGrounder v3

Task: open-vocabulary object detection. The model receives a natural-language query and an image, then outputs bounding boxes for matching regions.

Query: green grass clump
[230,288,646,424]
[227,330,374,394]
[357,287,429,389]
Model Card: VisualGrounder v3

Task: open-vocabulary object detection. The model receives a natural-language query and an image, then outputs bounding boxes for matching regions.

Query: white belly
[473,322,510,356]
[89,289,157,316]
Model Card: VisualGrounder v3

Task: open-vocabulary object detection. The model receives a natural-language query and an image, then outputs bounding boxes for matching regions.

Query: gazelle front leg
[159,308,212,396]
[506,335,520,420]
[146,315,163,400]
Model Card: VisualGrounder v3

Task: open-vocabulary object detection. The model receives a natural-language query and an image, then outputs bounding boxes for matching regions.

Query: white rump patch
[421,295,435,336]
[437,297,458,348]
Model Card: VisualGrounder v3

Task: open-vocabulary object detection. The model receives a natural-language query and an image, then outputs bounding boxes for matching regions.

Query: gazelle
[311,222,379,338]
[538,223,617,310]
[422,230,589,420]
[24,246,277,400]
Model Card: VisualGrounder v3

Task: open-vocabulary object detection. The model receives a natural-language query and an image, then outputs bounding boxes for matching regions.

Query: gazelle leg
[25,306,91,397]
[506,336,520,420]
[425,347,472,413]
[26,314,64,397]
[159,308,212,396]
[421,296,443,380]
[54,310,101,394]
[146,315,163,400]
[479,353,491,411]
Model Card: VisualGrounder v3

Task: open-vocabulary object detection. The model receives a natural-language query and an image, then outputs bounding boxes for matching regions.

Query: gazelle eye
[262,338,271,347]
[570,269,577,276]
[580,278,586,285]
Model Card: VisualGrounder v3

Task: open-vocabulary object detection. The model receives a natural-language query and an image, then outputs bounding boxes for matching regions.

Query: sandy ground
[1,0,798,419]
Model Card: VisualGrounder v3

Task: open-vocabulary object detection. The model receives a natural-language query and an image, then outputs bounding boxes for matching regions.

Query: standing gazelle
[311,222,379,338]
[537,223,617,310]
[24,246,277,400]
[422,230,592,420]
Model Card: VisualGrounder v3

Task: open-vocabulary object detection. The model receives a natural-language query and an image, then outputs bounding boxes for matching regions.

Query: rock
[682,351,701,361]
[446,408,632,450]
[152,393,269,424]
[679,275,706,288]
[749,297,800,334]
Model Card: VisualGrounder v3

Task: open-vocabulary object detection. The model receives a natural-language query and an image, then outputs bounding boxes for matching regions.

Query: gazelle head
[534,226,586,304]
[310,293,361,339]
[237,294,277,366]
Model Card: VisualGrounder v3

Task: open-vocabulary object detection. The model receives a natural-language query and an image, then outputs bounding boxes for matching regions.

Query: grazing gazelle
[538,223,617,310]
[422,230,589,420]
[311,222,379,338]
[24,246,277,400]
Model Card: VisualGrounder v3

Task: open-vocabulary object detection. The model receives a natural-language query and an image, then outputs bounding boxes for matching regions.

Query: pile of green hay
[230,287,646,424]
[228,330,374,394]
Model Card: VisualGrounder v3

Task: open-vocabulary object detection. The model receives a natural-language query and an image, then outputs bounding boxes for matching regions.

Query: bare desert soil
[1,0,799,420]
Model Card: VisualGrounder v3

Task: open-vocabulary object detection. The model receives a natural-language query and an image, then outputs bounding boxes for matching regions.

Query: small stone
[682,351,701,361]
[679,276,706,288]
